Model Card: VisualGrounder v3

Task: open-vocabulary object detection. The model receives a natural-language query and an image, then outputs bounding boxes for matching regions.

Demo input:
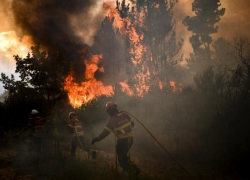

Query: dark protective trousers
[116,137,140,174]
[26,135,43,163]
[27,135,43,153]
[71,136,89,156]
[33,136,43,153]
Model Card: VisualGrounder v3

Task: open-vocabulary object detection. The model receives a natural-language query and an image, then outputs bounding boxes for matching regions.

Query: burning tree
[88,0,184,103]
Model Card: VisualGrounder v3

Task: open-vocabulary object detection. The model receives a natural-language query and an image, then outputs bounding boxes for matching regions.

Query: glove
[92,137,100,145]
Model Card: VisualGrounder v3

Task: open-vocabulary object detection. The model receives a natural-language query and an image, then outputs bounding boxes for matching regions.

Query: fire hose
[66,119,88,159]
[74,132,89,159]
[13,126,28,138]
[63,118,90,159]
[122,111,198,180]
[13,116,52,138]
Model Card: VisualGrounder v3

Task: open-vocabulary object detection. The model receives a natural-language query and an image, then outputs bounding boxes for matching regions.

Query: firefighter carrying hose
[67,112,96,159]
[27,109,48,154]
[91,102,141,176]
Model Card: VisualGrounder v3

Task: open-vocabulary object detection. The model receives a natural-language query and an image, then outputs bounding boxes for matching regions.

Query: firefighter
[91,102,141,176]
[67,112,96,159]
[27,109,48,154]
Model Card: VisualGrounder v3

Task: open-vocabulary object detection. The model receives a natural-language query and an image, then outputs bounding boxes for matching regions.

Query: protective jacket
[28,116,48,137]
[98,111,134,140]
[67,118,84,137]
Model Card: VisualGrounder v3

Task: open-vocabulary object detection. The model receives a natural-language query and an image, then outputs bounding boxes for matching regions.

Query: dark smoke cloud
[11,0,99,81]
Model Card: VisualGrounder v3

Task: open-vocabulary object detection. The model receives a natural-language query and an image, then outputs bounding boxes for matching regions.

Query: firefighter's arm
[27,118,33,129]
[92,120,113,144]
[92,127,111,144]
[44,117,52,133]
[131,120,134,127]
[99,126,112,139]
[43,117,49,124]
[67,121,74,133]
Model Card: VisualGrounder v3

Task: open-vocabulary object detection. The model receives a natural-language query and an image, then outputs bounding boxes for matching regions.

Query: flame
[103,2,151,97]
[159,81,163,90]
[104,2,146,65]
[169,81,183,92]
[0,31,32,60]
[64,54,114,108]
[132,69,150,97]
[64,2,184,108]
[119,82,134,96]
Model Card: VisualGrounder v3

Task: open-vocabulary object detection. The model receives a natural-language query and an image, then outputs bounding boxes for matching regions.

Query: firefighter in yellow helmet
[92,102,140,175]
[67,112,96,159]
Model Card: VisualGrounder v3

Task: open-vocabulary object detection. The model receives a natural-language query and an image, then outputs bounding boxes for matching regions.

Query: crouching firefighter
[92,102,141,176]
[67,112,96,159]
[27,109,48,155]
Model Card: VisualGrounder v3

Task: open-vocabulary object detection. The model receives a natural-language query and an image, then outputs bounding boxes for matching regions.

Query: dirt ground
[0,136,242,180]
[0,147,237,180]
[0,149,35,180]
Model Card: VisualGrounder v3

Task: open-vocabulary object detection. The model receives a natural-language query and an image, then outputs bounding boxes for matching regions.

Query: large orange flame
[64,2,183,108]
[103,2,151,97]
[104,2,146,65]
[64,55,114,108]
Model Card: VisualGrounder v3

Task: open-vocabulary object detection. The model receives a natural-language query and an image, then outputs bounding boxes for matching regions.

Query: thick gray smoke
[11,0,103,82]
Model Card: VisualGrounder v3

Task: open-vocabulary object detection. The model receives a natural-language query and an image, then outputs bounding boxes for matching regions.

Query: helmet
[31,109,38,115]
[68,112,76,118]
[105,102,117,110]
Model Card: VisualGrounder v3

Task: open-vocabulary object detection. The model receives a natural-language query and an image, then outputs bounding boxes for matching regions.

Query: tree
[0,46,69,127]
[1,46,68,101]
[91,16,133,96]
[131,0,182,82]
[183,0,225,71]
[193,38,250,178]
[92,0,184,97]
[212,37,235,69]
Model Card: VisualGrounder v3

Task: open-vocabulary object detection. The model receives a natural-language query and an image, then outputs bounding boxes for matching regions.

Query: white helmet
[31,109,38,115]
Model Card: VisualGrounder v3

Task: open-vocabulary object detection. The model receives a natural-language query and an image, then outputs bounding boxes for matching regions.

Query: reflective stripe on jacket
[68,118,84,137]
[99,111,134,140]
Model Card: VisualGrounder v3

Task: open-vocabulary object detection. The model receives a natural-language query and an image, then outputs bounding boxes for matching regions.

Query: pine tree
[183,0,225,71]
[129,0,183,86]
